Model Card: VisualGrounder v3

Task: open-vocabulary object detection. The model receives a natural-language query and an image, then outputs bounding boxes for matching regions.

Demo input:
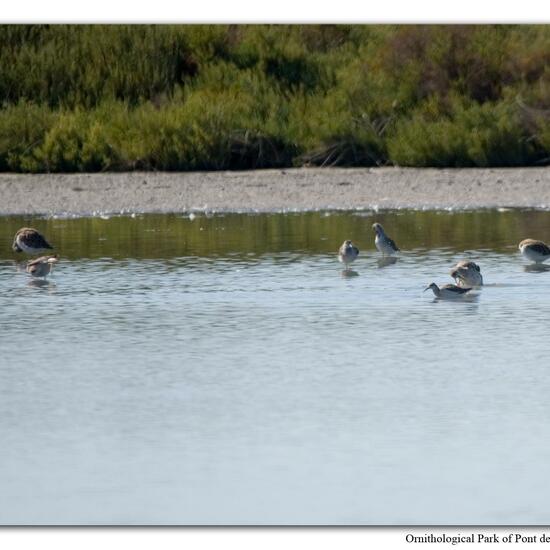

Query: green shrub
[0,25,198,108]
[0,25,548,171]
[387,96,543,167]
[0,101,55,171]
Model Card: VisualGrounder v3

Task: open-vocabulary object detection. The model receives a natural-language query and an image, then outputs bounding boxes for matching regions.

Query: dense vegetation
[0,24,548,172]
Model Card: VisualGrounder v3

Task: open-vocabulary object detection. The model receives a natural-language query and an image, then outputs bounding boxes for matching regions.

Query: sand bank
[0,167,549,216]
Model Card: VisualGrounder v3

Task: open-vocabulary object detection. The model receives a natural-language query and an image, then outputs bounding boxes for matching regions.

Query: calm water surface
[1,210,550,524]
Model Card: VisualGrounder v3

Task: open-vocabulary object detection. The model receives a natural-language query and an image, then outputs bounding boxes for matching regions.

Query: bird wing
[452,261,480,278]
[442,284,471,294]
[452,264,468,277]
[526,241,550,255]
[20,229,53,249]
[388,238,399,252]
[26,255,55,267]
[462,261,479,272]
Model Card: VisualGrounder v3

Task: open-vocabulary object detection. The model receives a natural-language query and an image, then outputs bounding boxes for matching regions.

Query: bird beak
[423,286,430,292]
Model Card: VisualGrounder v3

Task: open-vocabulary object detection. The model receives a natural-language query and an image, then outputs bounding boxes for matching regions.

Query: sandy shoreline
[0,167,549,216]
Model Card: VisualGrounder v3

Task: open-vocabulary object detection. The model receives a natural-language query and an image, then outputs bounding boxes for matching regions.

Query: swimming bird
[519,239,550,263]
[424,283,472,299]
[450,261,483,287]
[372,223,399,256]
[338,240,359,268]
[12,227,54,255]
[26,255,58,279]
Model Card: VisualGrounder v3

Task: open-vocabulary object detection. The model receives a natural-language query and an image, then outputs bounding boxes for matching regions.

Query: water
[1,209,550,525]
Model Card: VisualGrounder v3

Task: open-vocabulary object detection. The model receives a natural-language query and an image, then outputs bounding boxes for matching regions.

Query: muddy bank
[0,167,549,216]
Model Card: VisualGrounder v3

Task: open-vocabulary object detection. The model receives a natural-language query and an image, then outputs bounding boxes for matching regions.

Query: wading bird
[519,239,550,264]
[12,228,54,255]
[372,223,399,256]
[26,255,58,279]
[338,240,359,269]
[450,261,483,287]
[424,283,472,299]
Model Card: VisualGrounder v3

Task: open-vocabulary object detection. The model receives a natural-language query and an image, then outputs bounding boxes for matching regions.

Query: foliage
[0,24,548,171]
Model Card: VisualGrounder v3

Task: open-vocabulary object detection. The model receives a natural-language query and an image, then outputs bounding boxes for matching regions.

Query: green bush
[0,25,198,108]
[387,95,544,167]
[0,101,55,171]
[0,24,548,171]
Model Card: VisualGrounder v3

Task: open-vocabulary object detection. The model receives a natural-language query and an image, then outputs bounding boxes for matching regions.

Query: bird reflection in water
[27,279,56,292]
[340,269,359,278]
[377,256,398,269]
[523,263,550,273]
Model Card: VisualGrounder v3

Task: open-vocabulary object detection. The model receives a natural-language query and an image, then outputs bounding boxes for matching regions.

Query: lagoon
[1,209,550,524]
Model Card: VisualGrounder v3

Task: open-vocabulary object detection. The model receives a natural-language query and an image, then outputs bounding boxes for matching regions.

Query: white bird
[26,255,59,278]
[13,227,54,255]
[338,240,359,268]
[424,282,472,299]
[519,239,550,263]
[450,261,483,287]
[372,223,399,256]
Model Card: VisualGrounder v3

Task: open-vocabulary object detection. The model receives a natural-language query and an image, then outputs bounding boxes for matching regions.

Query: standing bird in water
[372,223,399,256]
[12,228,54,255]
[424,283,472,299]
[450,261,483,287]
[338,240,359,269]
[26,255,58,279]
[519,239,550,264]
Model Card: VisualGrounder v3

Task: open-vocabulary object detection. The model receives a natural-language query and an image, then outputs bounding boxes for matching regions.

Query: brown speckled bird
[372,223,399,256]
[26,255,59,278]
[450,261,483,287]
[338,240,359,268]
[519,239,550,264]
[12,228,54,255]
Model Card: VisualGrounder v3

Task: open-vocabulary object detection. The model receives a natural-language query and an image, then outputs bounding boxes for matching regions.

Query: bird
[424,283,472,299]
[26,255,59,279]
[450,261,483,287]
[372,223,399,256]
[338,240,359,268]
[12,227,54,255]
[518,239,550,263]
